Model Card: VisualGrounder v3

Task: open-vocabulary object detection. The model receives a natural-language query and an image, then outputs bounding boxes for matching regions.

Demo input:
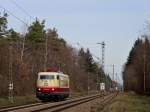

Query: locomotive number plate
[44,80,48,86]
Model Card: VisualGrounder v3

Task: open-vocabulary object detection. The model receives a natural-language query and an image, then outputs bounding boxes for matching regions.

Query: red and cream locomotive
[36,68,69,101]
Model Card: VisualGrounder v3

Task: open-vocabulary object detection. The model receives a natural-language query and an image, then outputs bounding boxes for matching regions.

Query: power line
[0,5,28,27]
[8,0,35,21]
[0,5,29,62]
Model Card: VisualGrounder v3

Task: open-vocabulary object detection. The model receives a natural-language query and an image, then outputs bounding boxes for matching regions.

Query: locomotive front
[36,71,69,101]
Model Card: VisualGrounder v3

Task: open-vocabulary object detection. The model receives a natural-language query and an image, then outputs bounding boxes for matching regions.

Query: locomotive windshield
[40,75,54,80]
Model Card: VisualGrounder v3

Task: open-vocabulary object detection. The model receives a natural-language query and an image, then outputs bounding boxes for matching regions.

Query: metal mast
[101,42,105,71]
[9,40,14,103]
[113,64,115,81]
[97,41,105,71]
[44,35,48,71]
[0,31,14,103]
[141,35,146,93]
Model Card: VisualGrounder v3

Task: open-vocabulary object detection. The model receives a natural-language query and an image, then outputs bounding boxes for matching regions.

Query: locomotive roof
[38,72,69,77]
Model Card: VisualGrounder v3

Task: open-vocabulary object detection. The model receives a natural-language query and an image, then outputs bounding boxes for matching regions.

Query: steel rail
[100,92,118,105]
[0,103,42,112]
[32,95,101,112]
[0,93,116,112]
[34,93,117,112]
[0,93,83,112]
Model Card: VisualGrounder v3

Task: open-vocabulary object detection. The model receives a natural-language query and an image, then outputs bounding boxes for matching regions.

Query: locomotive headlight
[52,88,55,91]
[38,88,41,91]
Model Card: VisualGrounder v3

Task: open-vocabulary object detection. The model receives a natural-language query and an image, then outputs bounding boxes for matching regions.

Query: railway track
[0,94,81,112]
[101,92,118,105]
[32,94,102,112]
[0,93,80,112]
[90,92,118,112]
[0,102,43,112]
[98,92,118,107]
[0,92,117,112]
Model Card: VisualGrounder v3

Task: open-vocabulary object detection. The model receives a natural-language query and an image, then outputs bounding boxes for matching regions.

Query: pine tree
[8,29,20,41]
[0,12,8,33]
[26,19,46,42]
[84,48,96,73]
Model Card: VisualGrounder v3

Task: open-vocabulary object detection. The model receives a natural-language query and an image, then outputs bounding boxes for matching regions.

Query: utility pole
[87,72,90,95]
[97,42,105,71]
[97,42,105,92]
[9,40,14,103]
[101,42,105,71]
[1,32,14,103]
[21,36,25,61]
[21,23,28,61]
[142,35,146,93]
[143,38,146,93]
[144,44,146,93]
[44,35,48,71]
[113,64,115,81]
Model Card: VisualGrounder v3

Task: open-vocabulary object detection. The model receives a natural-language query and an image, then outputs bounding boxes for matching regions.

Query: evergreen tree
[123,37,150,94]
[0,12,8,33]
[78,48,85,57]
[26,19,46,42]
[8,29,20,41]
[47,28,66,51]
[126,38,142,66]
[84,48,96,73]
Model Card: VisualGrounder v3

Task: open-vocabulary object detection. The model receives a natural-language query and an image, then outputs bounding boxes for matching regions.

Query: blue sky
[1,0,150,83]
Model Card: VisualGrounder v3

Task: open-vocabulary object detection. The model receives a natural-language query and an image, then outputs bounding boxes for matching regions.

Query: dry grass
[0,95,39,108]
[98,92,150,112]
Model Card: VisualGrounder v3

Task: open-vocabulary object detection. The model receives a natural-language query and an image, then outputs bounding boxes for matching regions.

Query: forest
[0,12,112,97]
[123,35,150,95]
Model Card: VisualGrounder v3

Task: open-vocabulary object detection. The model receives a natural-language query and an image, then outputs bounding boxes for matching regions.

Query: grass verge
[0,95,39,109]
[98,92,150,112]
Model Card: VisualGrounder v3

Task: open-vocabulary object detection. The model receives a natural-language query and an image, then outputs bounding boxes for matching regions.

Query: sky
[1,0,150,83]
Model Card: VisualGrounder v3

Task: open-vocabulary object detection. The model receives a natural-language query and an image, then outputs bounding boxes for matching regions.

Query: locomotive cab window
[57,75,59,80]
[40,75,54,80]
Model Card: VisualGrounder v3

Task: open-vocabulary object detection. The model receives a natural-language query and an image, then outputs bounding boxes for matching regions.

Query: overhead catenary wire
[0,5,28,27]
[0,5,29,61]
[8,0,35,21]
